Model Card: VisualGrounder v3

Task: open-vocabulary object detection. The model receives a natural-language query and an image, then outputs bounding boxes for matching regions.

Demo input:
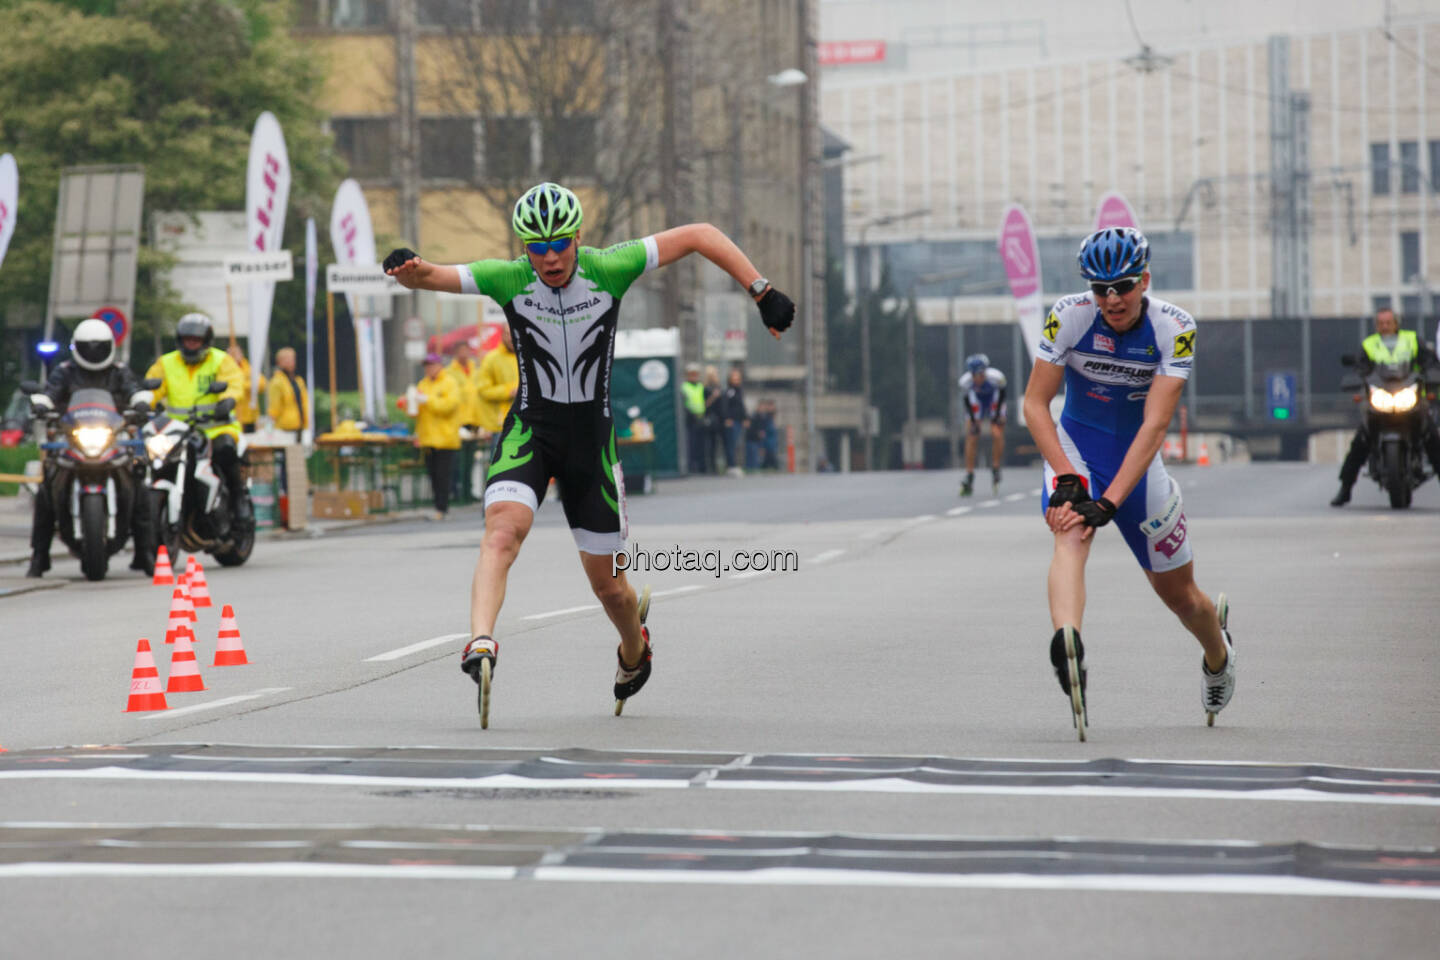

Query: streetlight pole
[856,208,930,470]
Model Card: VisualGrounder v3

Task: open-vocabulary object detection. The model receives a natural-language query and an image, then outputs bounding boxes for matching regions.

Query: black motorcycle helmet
[175,312,215,364]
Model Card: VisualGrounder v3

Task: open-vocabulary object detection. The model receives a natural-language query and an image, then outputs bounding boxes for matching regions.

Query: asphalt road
[1,463,1438,958]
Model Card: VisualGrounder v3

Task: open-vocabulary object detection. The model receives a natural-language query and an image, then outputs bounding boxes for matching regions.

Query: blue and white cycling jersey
[1036,293,1197,572]
[1036,292,1195,436]
[959,367,1007,421]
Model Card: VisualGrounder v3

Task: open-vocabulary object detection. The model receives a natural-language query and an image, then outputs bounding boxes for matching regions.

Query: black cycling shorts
[483,402,627,554]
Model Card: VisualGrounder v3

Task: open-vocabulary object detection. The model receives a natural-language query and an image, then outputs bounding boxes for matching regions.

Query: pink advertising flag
[997,204,1045,361]
[245,112,291,398]
[330,180,382,421]
[1092,191,1139,232]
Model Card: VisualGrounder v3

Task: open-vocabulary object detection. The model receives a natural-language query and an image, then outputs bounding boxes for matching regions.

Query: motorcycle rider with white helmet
[26,319,156,578]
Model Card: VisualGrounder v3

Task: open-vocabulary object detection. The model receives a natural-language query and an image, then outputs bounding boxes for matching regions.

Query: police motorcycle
[143,381,255,566]
[1341,353,1440,509]
[20,377,159,581]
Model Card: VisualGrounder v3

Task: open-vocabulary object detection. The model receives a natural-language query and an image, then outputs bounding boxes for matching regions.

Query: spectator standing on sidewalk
[447,341,484,502]
[681,362,709,474]
[719,365,749,476]
[227,343,263,434]
[264,347,308,443]
[404,353,461,520]
[703,365,724,474]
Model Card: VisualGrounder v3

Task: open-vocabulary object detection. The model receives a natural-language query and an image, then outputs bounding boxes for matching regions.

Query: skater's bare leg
[1145,563,1228,670]
[990,421,1005,470]
[964,428,977,473]
[469,502,533,640]
[580,552,645,665]
[1047,522,1092,631]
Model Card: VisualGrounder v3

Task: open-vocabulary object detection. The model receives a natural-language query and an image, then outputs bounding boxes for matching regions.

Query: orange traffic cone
[213,605,249,666]
[152,545,175,585]
[166,628,205,693]
[164,586,191,644]
[186,556,213,608]
[125,639,169,712]
[1197,441,1212,466]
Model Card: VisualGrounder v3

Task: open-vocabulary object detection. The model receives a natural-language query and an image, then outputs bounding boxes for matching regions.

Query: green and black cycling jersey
[456,236,659,412]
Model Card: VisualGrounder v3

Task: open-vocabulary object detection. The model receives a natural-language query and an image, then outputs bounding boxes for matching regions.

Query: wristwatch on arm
[747,277,770,299]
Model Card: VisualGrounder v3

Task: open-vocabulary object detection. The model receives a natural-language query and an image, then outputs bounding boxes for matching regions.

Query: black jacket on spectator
[719,385,747,424]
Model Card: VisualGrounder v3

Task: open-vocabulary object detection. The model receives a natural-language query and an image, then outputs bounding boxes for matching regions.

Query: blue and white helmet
[1077,227,1150,283]
[965,353,989,375]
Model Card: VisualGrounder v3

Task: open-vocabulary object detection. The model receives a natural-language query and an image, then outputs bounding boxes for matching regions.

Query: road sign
[223,251,294,283]
[92,305,128,345]
[327,263,400,295]
[1267,371,1297,420]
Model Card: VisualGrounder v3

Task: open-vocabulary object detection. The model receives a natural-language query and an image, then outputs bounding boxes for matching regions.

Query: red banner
[819,40,886,65]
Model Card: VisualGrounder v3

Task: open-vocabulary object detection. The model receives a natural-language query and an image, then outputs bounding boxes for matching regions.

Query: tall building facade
[823,17,1440,328]
[296,0,829,467]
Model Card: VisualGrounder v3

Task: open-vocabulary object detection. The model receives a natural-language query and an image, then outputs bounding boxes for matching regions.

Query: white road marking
[521,603,602,621]
[731,570,768,580]
[806,549,846,565]
[651,585,704,599]
[138,688,291,720]
[978,499,1001,508]
[945,506,972,517]
[3,768,1436,809]
[0,860,1432,901]
[1004,492,1027,502]
[365,633,469,662]
[1030,488,1042,496]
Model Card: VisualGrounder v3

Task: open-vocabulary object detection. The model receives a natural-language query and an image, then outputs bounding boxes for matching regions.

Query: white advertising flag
[0,153,17,271]
[245,111,291,400]
[305,217,316,443]
[330,179,383,421]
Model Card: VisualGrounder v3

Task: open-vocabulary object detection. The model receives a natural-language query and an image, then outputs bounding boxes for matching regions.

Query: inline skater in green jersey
[385,182,795,726]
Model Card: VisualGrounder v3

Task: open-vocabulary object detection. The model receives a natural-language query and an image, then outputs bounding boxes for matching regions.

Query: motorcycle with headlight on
[143,381,255,567]
[1341,354,1437,509]
[21,379,155,581]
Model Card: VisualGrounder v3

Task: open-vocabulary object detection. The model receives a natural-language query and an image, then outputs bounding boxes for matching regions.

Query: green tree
[0,0,344,383]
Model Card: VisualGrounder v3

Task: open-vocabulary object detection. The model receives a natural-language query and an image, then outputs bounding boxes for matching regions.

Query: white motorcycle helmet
[70,318,117,371]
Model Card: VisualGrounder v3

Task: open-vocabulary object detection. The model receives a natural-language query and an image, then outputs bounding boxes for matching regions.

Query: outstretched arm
[652,223,794,339]
[383,248,463,293]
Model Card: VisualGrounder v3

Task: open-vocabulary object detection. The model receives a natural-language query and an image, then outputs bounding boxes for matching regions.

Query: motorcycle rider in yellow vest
[1332,306,1440,505]
[143,313,252,523]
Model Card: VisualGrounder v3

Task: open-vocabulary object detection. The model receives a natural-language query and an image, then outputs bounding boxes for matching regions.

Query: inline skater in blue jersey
[958,353,1007,496]
[384,182,794,727]
[1022,227,1235,740]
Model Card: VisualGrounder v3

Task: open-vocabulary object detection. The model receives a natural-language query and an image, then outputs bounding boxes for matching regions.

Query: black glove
[1047,473,1090,509]
[756,287,795,333]
[1072,496,1117,528]
[383,247,421,272]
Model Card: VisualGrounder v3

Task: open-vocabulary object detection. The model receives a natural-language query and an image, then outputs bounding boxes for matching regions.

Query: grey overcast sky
[820,0,1440,70]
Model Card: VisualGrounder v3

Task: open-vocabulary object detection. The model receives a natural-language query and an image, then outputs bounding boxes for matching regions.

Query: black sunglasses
[1090,276,1142,298]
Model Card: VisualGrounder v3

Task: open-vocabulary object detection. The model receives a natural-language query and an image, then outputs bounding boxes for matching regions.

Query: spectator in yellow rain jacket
[476,324,519,436]
[447,341,483,500]
[226,344,264,434]
[406,353,462,520]
[265,347,309,443]
[146,313,250,523]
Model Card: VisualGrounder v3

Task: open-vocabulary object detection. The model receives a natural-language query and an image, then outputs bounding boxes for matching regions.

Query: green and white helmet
[511,182,583,241]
